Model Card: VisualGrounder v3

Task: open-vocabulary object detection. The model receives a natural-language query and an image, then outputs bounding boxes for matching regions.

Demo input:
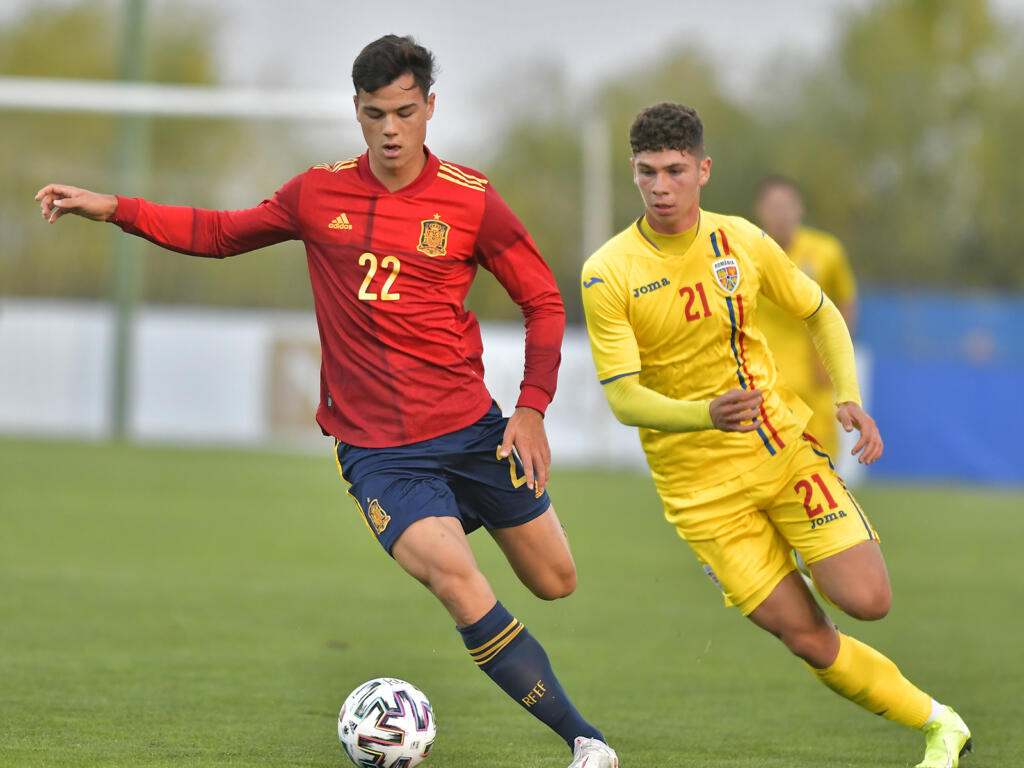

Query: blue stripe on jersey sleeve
[804,290,825,319]
[599,371,640,384]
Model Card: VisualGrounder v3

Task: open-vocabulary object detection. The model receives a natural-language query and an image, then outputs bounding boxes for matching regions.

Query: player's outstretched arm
[836,401,883,465]
[37,176,302,258]
[499,406,550,495]
[36,184,117,224]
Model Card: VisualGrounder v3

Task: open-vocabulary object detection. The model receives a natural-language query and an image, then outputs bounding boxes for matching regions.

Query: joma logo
[633,278,670,297]
[810,509,848,530]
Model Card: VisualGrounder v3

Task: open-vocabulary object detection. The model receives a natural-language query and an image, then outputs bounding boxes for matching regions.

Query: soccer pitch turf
[1,438,1020,767]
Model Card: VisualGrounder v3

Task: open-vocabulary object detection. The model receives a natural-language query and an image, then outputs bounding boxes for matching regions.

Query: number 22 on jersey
[358,252,400,301]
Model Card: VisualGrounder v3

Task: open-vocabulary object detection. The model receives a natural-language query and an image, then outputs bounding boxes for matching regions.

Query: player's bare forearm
[499,406,550,495]
[35,184,117,223]
[709,388,763,432]
[836,401,883,464]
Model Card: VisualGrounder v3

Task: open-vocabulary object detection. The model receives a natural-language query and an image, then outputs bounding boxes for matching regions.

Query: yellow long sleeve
[804,295,861,406]
[602,374,714,432]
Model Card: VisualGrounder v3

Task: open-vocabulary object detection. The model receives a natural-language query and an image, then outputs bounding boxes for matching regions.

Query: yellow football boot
[916,706,972,768]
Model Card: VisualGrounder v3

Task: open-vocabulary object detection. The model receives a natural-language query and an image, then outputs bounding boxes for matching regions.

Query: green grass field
[1,437,1020,767]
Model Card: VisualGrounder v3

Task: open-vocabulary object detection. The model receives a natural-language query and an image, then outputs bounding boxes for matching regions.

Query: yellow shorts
[660,434,878,615]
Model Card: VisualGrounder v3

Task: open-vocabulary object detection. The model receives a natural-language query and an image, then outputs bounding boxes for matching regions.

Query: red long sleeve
[475,184,564,414]
[111,174,302,257]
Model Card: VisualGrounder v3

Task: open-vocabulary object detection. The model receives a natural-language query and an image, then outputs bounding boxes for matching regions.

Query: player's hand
[836,401,883,465]
[709,388,762,432]
[35,184,118,224]
[499,406,550,497]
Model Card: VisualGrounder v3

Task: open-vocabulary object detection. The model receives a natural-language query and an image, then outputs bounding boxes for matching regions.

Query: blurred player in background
[755,175,858,458]
[580,102,971,768]
[36,34,616,768]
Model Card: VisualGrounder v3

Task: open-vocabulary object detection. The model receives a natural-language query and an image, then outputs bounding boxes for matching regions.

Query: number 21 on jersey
[679,282,711,321]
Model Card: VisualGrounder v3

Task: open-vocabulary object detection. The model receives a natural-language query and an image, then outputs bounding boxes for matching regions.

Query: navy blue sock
[457,600,604,750]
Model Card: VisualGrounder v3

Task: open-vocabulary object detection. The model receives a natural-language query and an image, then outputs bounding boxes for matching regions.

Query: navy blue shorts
[334,403,552,554]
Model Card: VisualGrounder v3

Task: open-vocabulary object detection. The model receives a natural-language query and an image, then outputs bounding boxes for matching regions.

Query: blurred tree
[468,61,584,321]
[0,1,315,308]
[757,0,1023,289]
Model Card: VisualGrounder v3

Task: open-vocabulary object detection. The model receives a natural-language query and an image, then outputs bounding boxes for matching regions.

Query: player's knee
[531,573,577,601]
[841,584,891,621]
[529,562,577,601]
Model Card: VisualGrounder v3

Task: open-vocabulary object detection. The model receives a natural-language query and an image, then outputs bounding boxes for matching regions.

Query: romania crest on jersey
[417,215,450,257]
[712,257,741,293]
[366,498,391,534]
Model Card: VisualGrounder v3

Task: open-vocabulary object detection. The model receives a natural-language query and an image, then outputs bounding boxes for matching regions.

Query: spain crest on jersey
[417,215,450,257]
[366,498,391,534]
[712,257,741,293]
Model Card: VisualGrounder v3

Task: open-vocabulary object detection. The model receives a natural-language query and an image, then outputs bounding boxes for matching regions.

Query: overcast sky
[4,0,1024,154]
[211,0,881,150]
[211,0,874,89]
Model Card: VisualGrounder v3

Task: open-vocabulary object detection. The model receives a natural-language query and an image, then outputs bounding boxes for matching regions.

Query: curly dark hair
[352,35,436,99]
[629,102,704,156]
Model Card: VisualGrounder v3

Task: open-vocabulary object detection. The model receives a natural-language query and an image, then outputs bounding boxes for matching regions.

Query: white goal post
[0,76,352,120]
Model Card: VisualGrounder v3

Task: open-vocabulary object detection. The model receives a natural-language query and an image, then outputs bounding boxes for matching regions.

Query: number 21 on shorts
[795,473,837,518]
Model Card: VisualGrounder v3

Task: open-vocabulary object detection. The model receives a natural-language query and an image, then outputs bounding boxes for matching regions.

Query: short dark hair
[629,102,704,156]
[351,35,436,100]
[756,173,803,201]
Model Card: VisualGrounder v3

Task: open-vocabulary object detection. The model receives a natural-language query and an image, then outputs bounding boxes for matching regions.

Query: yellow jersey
[757,226,856,395]
[581,211,823,493]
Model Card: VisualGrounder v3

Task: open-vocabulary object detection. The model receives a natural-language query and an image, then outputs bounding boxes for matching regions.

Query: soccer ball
[338,677,436,768]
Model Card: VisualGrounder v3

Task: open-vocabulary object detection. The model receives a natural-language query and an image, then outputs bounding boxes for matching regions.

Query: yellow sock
[812,632,932,728]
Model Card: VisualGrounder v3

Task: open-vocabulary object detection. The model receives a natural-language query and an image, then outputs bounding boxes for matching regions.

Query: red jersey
[110,149,565,447]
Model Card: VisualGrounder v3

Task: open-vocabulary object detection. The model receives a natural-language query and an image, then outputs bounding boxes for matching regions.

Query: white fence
[0,298,866,481]
[0,298,647,468]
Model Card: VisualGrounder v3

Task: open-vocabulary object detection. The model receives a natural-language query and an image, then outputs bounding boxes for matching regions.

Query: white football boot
[568,736,619,768]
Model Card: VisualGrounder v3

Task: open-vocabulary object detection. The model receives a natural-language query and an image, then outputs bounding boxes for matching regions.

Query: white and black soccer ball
[338,677,436,768]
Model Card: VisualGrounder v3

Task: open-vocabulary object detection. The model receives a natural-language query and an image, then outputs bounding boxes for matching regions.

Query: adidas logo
[328,213,353,230]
